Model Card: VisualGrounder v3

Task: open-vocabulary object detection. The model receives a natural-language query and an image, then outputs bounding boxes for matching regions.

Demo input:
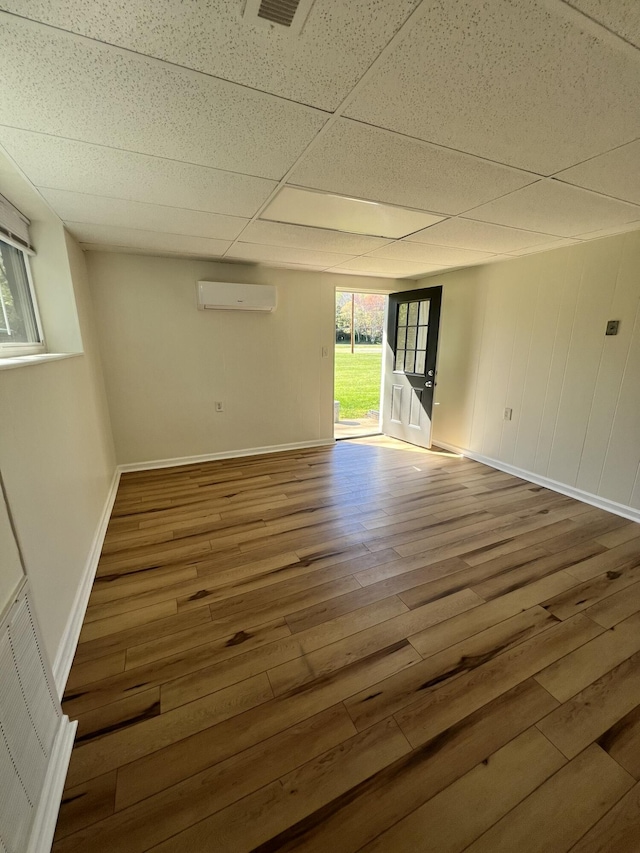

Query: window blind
[0,194,34,255]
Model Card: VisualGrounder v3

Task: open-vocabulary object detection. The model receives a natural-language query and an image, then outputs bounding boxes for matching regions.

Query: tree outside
[335,292,385,344]
[0,247,27,342]
[335,293,386,420]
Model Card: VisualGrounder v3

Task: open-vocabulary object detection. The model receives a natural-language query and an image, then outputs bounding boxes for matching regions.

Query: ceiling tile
[0,0,421,111]
[328,257,442,277]
[66,222,232,256]
[405,218,564,254]
[0,128,276,218]
[226,242,355,269]
[466,180,640,237]
[41,189,248,240]
[290,120,535,215]
[240,220,392,255]
[0,14,327,179]
[344,0,640,175]
[77,243,223,260]
[573,222,640,241]
[555,140,640,205]
[507,238,582,256]
[563,0,640,49]
[368,241,495,266]
[261,186,444,238]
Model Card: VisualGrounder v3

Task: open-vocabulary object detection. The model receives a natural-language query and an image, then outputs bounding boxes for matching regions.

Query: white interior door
[381,286,442,449]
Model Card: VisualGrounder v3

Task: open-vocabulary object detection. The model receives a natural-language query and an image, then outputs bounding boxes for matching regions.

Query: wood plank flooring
[53,437,640,852]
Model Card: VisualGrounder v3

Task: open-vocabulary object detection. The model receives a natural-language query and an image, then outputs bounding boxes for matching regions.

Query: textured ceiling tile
[367,240,495,265]
[289,120,535,214]
[0,14,327,179]
[0,129,277,218]
[506,237,582,256]
[226,242,355,268]
[406,218,563,253]
[466,180,640,237]
[573,222,640,240]
[329,256,441,277]
[65,222,232,256]
[41,189,248,240]
[555,140,640,205]
[241,221,392,254]
[0,0,421,111]
[563,0,640,48]
[344,0,640,174]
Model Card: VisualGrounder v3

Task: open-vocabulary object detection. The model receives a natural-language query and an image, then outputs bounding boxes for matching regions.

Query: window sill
[0,352,81,371]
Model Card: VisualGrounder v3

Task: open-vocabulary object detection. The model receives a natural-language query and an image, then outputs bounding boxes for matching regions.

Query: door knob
[425,381,433,388]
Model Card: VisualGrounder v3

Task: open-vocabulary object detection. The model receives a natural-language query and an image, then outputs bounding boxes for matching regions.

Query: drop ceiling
[0,0,639,279]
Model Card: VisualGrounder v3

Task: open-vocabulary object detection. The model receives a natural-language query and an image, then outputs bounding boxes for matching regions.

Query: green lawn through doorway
[334,344,382,419]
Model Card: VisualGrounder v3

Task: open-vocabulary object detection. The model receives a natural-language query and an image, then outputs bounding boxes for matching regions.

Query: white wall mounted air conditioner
[197,281,277,312]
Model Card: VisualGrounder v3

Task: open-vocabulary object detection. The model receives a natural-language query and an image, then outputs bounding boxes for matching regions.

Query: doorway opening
[334,291,386,440]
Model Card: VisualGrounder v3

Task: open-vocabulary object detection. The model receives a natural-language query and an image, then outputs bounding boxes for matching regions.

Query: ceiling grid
[0,0,638,278]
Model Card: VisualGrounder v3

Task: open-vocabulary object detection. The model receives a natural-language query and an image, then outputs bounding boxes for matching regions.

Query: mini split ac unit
[197,281,277,312]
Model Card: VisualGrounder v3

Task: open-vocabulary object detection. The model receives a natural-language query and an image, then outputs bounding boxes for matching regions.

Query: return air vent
[259,0,298,26]
[244,0,316,35]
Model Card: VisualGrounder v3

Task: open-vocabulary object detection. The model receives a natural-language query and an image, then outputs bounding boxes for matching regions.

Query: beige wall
[0,481,24,614]
[429,231,640,513]
[0,155,116,663]
[87,251,405,465]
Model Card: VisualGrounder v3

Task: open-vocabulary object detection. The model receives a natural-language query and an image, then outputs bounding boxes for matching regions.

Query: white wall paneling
[431,230,640,514]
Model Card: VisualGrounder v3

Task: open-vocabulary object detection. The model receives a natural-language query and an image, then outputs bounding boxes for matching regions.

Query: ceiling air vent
[244,0,316,35]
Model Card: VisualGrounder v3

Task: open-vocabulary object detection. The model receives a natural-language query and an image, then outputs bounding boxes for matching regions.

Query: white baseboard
[52,467,121,697]
[26,716,77,853]
[435,439,640,524]
[118,438,336,473]
[51,439,335,695]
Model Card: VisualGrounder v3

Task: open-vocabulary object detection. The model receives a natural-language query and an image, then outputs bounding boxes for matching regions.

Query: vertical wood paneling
[433,273,487,450]
[432,230,640,515]
[577,233,640,495]
[547,239,620,486]
[599,301,640,506]
[630,464,640,510]
[513,275,559,473]
[480,274,519,459]
[532,248,583,478]
[468,275,498,454]
[499,260,540,465]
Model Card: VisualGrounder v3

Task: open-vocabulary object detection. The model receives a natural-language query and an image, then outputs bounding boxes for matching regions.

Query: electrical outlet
[215,401,224,412]
[504,407,512,421]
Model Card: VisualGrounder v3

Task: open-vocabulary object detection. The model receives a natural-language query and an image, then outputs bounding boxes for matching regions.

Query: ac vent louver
[244,0,315,35]
[258,0,299,26]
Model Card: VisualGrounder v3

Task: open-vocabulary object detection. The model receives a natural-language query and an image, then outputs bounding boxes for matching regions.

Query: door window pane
[394,298,431,375]
[404,349,416,373]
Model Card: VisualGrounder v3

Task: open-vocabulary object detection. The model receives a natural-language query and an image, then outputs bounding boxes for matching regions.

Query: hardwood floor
[53,436,640,852]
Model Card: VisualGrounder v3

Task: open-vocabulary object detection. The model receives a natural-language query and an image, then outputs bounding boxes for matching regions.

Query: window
[393,299,430,375]
[0,194,43,357]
